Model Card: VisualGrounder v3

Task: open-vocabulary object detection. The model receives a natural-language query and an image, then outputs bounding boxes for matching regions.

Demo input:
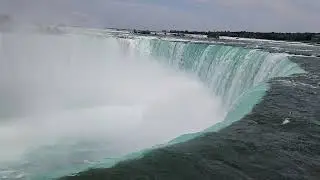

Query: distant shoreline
[130,29,320,44]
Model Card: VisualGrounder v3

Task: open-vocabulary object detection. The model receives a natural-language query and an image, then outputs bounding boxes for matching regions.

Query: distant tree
[139,30,151,35]
[312,34,320,43]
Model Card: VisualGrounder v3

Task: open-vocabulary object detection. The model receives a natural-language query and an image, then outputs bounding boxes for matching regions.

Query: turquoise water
[55,37,305,178]
[99,37,305,151]
[44,37,304,179]
[0,33,305,179]
[129,38,304,111]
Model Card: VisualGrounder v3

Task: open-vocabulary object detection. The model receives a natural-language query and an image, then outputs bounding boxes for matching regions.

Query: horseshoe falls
[0,29,305,179]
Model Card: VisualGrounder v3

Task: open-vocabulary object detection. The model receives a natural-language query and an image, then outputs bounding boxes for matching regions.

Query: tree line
[208,31,319,43]
[171,30,320,43]
[133,29,320,43]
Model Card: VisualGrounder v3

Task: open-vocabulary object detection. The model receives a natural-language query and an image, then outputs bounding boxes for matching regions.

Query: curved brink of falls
[121,37,305,143]
[0,31,305,179]
[77,37,305,175]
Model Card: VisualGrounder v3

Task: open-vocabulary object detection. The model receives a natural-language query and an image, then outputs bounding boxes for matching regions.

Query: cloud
[0,0,319,32]
[187,0,320,32]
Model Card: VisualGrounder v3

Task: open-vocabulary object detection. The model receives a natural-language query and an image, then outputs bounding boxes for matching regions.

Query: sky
[0,0,319,32]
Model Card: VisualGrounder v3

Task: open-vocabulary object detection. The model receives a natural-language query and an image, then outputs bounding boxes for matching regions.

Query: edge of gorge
[60,56,320,180]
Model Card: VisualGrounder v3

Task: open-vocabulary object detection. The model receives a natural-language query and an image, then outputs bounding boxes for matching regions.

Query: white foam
[0,31,225,177]
[282,118,291,125]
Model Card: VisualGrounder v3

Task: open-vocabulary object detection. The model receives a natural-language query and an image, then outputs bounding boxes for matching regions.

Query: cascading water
[117,37,305,143]
[125,38,304,111]
[0,29,305,179]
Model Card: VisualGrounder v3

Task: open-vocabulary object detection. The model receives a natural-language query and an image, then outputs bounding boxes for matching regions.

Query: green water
[8,36,306,180]
[77,38,305,175]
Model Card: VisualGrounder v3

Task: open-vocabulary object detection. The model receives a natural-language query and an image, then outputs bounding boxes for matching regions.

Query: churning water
[0,28,305,179]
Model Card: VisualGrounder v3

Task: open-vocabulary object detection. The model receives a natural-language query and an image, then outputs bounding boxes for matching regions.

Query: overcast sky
[0,0,319,32]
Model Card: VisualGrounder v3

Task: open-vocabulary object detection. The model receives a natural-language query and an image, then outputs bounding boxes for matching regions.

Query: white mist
[0,31,225,178]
